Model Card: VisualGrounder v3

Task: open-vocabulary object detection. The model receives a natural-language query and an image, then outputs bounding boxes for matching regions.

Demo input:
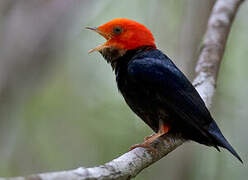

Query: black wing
[126,51,242,162]
[127,55,213,140]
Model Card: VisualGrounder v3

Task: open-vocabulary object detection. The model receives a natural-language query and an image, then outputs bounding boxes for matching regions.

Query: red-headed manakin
[87,18,242,163]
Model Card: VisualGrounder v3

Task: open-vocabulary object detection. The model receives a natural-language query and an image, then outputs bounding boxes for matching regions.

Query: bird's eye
[113,26,123,35]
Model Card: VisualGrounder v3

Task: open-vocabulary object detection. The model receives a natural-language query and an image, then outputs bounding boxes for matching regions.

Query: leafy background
[0,0,247,179]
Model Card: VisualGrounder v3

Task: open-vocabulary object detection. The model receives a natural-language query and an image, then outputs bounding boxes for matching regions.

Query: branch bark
[0,0,245,179]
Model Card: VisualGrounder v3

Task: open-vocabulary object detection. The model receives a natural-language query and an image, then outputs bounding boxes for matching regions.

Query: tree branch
[0,0,245,179]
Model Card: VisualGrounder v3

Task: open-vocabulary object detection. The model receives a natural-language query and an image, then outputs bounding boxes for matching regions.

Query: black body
[107,46,242,162]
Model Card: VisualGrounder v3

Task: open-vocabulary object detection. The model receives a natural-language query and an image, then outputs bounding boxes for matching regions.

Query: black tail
[208,121,243,163]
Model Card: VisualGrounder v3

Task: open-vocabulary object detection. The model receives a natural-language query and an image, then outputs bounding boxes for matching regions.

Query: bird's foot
[129,133,160,154]
[144,133,157,141]
[129,142,158,154]
[129,122,170,155]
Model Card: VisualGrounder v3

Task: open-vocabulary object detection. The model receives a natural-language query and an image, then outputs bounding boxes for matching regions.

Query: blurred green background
[0,0,247,179]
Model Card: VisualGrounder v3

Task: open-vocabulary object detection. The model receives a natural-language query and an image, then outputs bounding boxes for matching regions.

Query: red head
[87,18,156,54]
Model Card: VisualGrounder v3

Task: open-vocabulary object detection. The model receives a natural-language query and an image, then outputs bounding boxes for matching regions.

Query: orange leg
[130,122,170,153]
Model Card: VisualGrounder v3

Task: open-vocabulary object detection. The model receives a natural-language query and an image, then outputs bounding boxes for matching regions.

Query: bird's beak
[85,27,101,34]
[86,26,111,54]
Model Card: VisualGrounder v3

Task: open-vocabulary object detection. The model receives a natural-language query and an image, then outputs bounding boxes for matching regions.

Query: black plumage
[106,46,242,163]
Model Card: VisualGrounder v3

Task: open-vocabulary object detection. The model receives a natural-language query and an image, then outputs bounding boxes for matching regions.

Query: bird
[86,18,242,163]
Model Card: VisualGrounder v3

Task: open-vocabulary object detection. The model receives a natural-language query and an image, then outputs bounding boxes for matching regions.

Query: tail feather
[208,121,243,163]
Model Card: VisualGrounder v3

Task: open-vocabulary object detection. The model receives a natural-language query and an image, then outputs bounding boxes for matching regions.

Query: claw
[129,143,158,154]
[144,133,156,141]
[130,121,170,155]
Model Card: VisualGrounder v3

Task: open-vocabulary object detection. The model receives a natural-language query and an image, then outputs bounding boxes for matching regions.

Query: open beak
[86,27,111,53]
[85,27,100,33]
